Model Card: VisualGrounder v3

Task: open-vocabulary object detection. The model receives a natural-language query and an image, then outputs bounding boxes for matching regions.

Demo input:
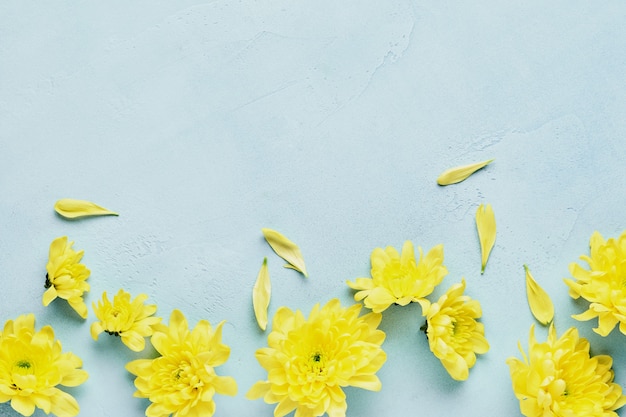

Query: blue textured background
[2,2,626,416]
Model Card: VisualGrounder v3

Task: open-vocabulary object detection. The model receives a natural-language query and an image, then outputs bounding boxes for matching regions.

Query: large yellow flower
[564,230,626,336]
[0,314,88,417]
[246,299,386,417]
[91,289,161,352]
[347,241,447,313]
[43,236,90,319]
[125,309,237,417]
[507,324,626,417]
[419,279,488,381]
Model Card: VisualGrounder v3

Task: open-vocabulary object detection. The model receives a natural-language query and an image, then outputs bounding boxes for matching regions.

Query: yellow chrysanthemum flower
[347,241,448,313]
[43,236,90,319]
[564,230,626,336]
[507,324,626,417]
[125,309,237,417]
[0,314,88,417]
[419,279,489,381]
[91,289,161,352]
[246,298,387,417]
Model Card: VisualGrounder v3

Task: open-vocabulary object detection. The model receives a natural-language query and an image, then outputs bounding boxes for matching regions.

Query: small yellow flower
[347,241,447,313]
[419,279,489,381]
[564,230,626,336]
[43,236,90,319]
[247,299,386,417]
[126,309,237,417]
[507,324,626,417]
[0,314,88,417]
[91,289,161,352]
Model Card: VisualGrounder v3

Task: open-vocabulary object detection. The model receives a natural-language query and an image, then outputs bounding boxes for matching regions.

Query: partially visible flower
[507,324,626,417]
[476,203,496,274]
[347,241,447,313]
[126,310,237,417]
[43,236,90,319]
[564,230,626,336]
[91,289,161,352]
[419,279,489,381]
[0,314,88,417]
[247,299,386,417]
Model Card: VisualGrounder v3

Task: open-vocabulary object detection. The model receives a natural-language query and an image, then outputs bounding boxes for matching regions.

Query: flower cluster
[0,314,88,417]
[565,230,626,336]
[507,324,626,417]
[247,299,386,417]
[126,310,237,417]
[347,241,489,381]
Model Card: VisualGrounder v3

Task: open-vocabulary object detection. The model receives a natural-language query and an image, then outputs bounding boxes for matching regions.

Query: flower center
[307,351,327,377]
[16,360,31,370]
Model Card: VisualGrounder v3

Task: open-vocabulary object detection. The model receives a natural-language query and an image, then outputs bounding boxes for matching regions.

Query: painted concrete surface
[1,2,626,416]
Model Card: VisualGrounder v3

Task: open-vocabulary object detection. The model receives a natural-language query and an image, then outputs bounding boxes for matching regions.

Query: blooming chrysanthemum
[125,309,237,417]
[246,298,386,417]
[347,241,447,313]
[419,279,489,381]
[91,289,161,352]
[564,230,626,336]
[0,314,88,417]
[43,236,90,319]
[507,324,626,417]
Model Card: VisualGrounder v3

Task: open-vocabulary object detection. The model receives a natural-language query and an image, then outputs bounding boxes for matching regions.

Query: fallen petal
[253,258,271,331]
[524,265,554,325]
[54,199,118,219]
[262,228,308,277]
[437,159,494,185]
[476,203,496,274]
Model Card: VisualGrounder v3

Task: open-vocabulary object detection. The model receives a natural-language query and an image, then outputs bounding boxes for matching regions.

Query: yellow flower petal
[524,265,554,325]
[261,228,308,277]
[253,258,271,331]
[475,203,496,274]
[436,159,494,185]
[54,198,118,219]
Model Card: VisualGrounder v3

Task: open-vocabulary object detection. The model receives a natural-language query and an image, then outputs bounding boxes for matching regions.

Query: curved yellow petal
[524,265,554,325]
[253,258,271,331]
[476,203,496,274]
[262,228,308,277]
[54,199,118,219]
[437,159,494,185]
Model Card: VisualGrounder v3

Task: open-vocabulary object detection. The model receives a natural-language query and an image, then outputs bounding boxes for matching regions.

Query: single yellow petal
[262,228,308,277]
[253,257,271,330]
[476,203,496,274]
[437,159,494,185]
[524,265,554,325]
[54,198,118,219]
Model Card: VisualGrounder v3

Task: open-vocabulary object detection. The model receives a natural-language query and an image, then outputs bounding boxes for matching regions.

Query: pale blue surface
[2,2,626,416]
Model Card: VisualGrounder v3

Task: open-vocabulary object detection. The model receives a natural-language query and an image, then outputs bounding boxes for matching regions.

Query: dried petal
[524,265,554,325]
[476,203,496,274]
[262,228,308,277]
[253,258,271,331]
[54,199,118,218]
[437,159,494,185]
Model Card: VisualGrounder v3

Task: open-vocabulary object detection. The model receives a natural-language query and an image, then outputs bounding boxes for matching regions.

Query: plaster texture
[1,2,626,416]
